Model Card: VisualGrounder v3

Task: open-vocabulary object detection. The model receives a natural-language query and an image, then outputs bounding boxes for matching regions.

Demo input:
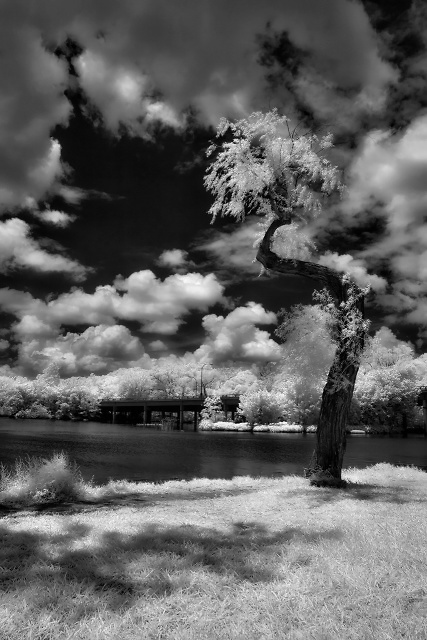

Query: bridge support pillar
[193,410,198,432]
[112,406,116,424]
[179,405,183,431]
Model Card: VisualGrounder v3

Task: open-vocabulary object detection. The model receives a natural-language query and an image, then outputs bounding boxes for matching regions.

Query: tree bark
[256,218,366,487]
[307,285,365,487]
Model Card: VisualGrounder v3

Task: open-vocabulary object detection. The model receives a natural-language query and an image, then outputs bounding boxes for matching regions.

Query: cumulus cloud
[0,267,226,375]
[148,340,167,352]
[0,218,88,280]
[0,269,225,339]
[195,301,282,364]
[317,252,387,292]
[113,271,225,333]
[371,326,412,352]
[17,324,150,377]
[156,248,194,272]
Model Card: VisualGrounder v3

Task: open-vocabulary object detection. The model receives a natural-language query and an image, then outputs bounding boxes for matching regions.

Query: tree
[351,328,417,432]
[204,110,370,486]
[238,385,285,426]
[273,302,337,425]
[200,394,224,426]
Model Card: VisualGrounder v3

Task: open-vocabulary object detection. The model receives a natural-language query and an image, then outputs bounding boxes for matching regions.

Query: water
[0,418,426,484]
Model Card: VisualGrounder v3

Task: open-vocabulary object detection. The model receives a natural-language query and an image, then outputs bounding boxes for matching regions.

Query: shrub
[198,420,253,431]
[200,395,225,424]
[0,452,86,507]
[238,388,285,425]
[198,420,317,432]
[15,403,52,419]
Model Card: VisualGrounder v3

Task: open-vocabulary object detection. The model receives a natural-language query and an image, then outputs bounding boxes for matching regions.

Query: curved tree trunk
[306,284,365,486]
[256,219,367,487]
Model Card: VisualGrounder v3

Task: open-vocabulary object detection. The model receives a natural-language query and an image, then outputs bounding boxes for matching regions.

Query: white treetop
[205,109,342,228]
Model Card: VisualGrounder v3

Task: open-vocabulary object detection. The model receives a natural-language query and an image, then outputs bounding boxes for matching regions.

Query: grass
[1,458,427,639]
[0,452,86,507]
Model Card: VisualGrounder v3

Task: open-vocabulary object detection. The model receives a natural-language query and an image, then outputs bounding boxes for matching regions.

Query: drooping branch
[256,218,346,302]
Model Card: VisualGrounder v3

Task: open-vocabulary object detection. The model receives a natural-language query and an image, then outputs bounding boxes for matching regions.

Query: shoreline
[198,421,424,435]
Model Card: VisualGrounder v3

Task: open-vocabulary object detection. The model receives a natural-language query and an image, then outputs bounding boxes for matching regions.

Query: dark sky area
[0,0,427,377]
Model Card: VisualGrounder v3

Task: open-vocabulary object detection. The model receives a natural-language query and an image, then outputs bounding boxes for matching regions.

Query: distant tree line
[0,305,425,430]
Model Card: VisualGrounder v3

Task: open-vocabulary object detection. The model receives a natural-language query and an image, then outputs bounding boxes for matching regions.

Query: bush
[198,420,317,433]
[0,452,86,507]
[238,388,285,425]
[198,420,253,431]
[15,403,52,419]
[200,395,225,424]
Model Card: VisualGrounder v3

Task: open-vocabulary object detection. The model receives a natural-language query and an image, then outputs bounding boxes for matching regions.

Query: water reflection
[0,418,426,484]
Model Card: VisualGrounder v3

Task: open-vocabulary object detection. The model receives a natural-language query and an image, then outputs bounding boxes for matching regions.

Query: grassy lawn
[1,463,427,639]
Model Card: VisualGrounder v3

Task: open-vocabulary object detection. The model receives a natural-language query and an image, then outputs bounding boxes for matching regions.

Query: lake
[0,418,426,484]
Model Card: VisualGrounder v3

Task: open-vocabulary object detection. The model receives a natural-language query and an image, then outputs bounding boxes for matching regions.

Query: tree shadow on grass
[0,487,259,516]
[0,518,343,612]
[0,487,264,518]
[285,482,427,507]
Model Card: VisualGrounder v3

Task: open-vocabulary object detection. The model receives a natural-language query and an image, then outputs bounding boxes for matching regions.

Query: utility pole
[200,363,209,399]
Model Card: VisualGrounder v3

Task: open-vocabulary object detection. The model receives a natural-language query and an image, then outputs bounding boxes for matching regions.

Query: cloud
[339,113,427,340]
[156,248,194,272]
[2,0,394,138]
[0,269,225,337]
[32,209,76,227]
[344,117,427,225]
[195,301,282,364]
[317,252,387,292]
[0,10,70,211]
[57,186,115,204]
[76,50,182,135]
[113,271,226,332]
[289,4,397,130]
[0,268,226,375]
[17,324,150,377]
[0,0,399,217]
[199,219,262,279]
[371,326,412,352]
[149,340,167,352]
[0,218,88,280]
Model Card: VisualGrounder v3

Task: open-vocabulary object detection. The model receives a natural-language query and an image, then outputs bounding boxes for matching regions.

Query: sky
[1,0,427,377]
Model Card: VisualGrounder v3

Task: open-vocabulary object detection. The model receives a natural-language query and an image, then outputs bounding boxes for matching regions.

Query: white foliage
[205,109,342,228]
[200,394,224,427]
[352,328,418,427]
[238,385,286,426]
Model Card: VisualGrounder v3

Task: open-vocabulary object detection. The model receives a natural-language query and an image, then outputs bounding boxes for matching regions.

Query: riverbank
[1,463,427,640]
[197,420,417,435]
[198,420,316,432]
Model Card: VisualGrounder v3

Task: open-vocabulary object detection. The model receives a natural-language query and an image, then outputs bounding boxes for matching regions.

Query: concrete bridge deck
[99,395,240,430]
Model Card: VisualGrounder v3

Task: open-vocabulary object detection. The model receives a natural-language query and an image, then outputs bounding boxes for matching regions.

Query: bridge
[99,395,240,430]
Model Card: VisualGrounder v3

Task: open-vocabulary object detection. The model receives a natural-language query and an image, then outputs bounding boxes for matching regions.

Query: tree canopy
[204,109,369,485]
